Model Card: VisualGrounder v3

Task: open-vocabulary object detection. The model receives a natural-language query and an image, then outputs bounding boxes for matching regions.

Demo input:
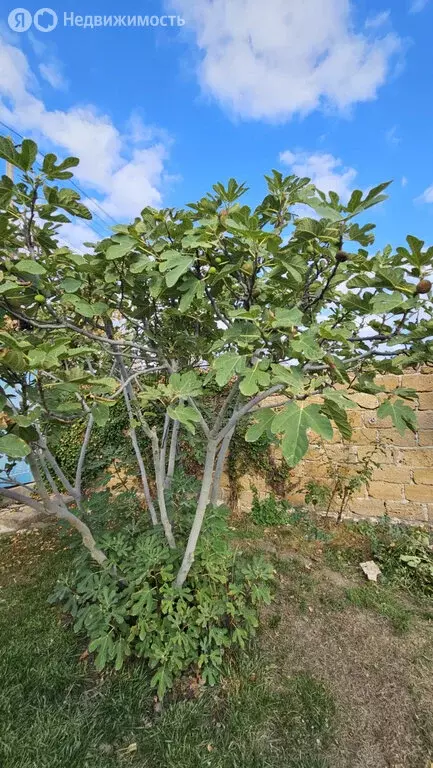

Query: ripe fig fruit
[415,279,432,294]
[336,250,349,263]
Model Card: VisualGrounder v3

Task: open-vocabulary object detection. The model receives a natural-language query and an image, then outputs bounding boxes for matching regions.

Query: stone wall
[220,369,433,526]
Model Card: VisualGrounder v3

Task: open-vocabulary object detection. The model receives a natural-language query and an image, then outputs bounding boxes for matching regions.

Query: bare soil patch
[257,535,433,768]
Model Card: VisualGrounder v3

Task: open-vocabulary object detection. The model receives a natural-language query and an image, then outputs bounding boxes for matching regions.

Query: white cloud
[280,149,357,201]
[365,10,391,28]
[39,62,67,90]
[0,39,32,98]
[401,176,408,187]
[0,34,171,239]
[385,125,401,146]
[59,221,98,254]
[416,185,433,203]
[409,0,429,12]
[170,0,401,120]
[28,33,67,90]
[101,146,167,218]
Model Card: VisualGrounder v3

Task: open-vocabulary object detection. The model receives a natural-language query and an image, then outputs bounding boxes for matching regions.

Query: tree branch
[148,426,176,549]
[187,397,210,437]
[204,285,231,328]
[215,384,283,444]
[210,427,234,506]
[38,436,79,501]
[110,367,165,399]
[74,412,94,499]
[0,486,46,515]
[164,417,180,490]
[104,318,158,525]
[213,379,240,436]
[1,303,154,355]
[175,439,218,587]
[304,260,341,313]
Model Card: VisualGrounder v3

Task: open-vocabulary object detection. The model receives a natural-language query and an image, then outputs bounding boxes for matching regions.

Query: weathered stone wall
[221,369,433,526]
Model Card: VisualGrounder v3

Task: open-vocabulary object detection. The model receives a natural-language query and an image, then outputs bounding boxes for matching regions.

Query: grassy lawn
[1,518,432,768]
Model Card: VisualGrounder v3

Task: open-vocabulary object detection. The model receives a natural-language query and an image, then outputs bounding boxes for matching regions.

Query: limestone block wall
[221,369,433,526]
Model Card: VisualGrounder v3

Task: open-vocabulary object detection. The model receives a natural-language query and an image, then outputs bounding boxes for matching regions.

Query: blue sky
[0,0,433,252]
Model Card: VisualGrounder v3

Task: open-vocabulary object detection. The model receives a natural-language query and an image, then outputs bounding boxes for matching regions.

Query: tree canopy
[0,136,432,586]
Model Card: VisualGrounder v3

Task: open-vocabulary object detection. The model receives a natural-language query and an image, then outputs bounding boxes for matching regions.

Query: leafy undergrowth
[0,527,335,768]
[50,510,274,699]
[1,507,433,768]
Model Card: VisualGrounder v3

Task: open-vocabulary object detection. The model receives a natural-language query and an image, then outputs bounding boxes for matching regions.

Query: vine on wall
[227,418,295,506]
[47,393,295,506]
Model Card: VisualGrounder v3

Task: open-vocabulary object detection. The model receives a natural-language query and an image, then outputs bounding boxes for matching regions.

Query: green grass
[322,545,362,572]
[0,530,336,768]
[344,585,412,635]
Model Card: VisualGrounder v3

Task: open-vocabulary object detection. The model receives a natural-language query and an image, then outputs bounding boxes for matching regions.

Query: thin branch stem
[213,380,240,436]
[104,319,158,525]
[110,367,165,399]
[1,304,153,355]
[210,427,234,506]
[164,417,179,490]
[0,486,46,515]
[35,427,78,499]
[187,397,210,437]
[74,412,94,500]
[215,384,283,444]
[175,439,218,587]
[149,428,176,548]
[204,285,231,328]
[159,413,171,489]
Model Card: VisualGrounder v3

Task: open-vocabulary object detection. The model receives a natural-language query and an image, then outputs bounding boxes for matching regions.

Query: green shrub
[250,487,293,526]
[250,493,332,543]
[304,480,332,509]
[287,508,332,541]
[365,520,433,597]
[50,506,274,699]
